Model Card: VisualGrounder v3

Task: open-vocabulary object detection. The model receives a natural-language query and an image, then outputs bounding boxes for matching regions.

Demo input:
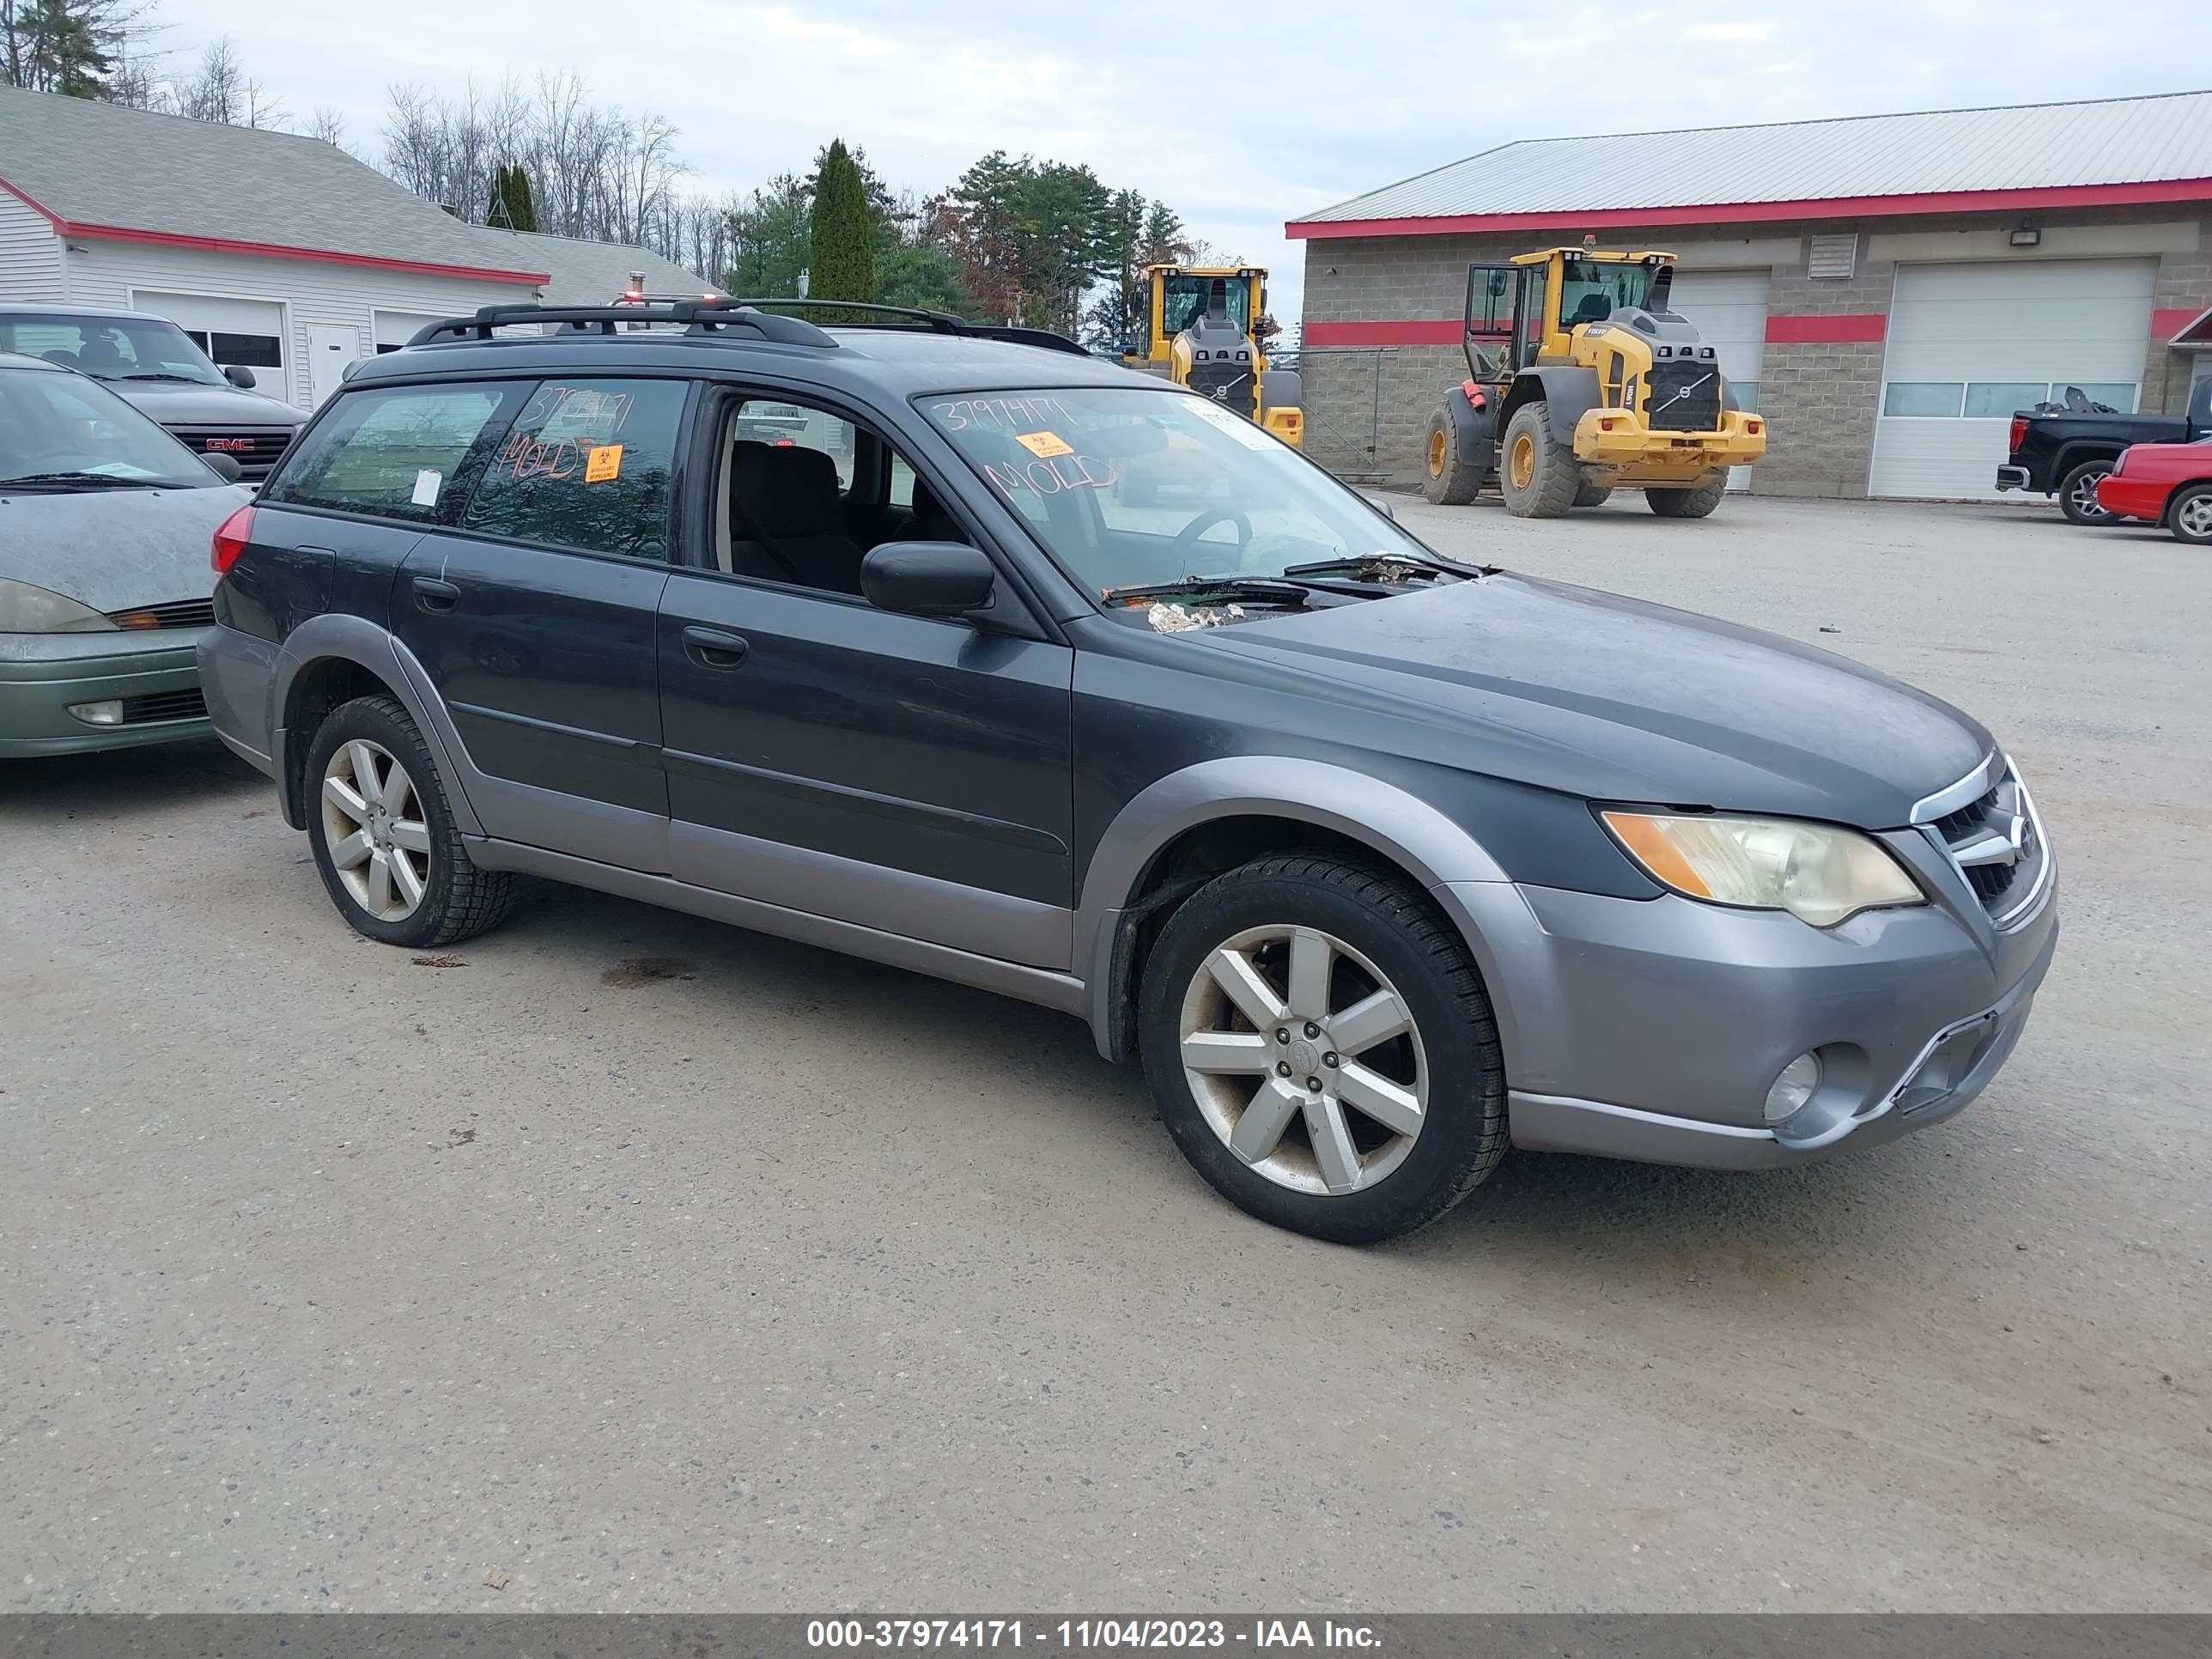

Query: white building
[0,86,714,409]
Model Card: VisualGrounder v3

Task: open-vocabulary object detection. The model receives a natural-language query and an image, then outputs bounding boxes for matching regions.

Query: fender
[1073,757,1536,1067]
[1502,367,1601,447]
[267,617,483,836]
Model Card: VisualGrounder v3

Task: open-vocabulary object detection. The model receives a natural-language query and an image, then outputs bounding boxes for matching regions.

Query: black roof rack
[406,298,836,349]
[724,298,1094,358]
[402,295,1094,358]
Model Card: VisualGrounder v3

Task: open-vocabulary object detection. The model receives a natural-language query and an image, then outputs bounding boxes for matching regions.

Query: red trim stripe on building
[0,175,551,286]
[1285,178,2212,240]
[1765,314,1887,344]
[2154,307,2203,339]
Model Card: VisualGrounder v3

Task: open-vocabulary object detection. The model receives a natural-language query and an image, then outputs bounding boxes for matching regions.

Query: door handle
[682,625,750,669]
[411,576,460,613]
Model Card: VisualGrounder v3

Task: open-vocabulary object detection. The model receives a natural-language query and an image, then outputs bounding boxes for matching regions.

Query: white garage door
[132,289,285,379]
[1868,259,2155,500]
[1668,270,1769,489]
[373,311,445,354]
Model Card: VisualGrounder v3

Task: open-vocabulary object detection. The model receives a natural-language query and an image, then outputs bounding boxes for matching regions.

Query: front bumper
[1439,845,2057,1170]
[2095,476,2171,522]
[0,630,209,757]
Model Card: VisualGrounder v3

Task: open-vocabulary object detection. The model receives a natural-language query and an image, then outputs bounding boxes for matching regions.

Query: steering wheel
[1167,507,1254,572]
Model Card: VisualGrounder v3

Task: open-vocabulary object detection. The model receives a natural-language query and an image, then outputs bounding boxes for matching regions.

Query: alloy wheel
[2178,492,2212,539]
[321,738,430,921]
[1177,924,1427,1196]
[2068,468,2111,520]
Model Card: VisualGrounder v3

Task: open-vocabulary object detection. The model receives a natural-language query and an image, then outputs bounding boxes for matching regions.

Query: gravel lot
[3,494,2207,1613]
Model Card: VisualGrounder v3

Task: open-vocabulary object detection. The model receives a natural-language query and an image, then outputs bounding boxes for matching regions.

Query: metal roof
[1291,89,2212,233]
[0,85,550,283]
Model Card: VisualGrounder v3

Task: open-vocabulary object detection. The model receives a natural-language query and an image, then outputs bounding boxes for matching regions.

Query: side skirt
[465,836,1091,1020]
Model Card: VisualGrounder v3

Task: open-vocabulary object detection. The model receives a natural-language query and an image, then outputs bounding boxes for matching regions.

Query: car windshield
[0,314,228,386]
[0,365,224,489]
[919,386,1444,598]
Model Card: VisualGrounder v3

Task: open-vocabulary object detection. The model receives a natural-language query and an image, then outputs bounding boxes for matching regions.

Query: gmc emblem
[204,438,254,453]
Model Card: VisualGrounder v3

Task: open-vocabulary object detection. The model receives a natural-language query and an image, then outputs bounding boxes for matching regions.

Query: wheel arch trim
[270,617,483,837]
[1073,757,1528,1062]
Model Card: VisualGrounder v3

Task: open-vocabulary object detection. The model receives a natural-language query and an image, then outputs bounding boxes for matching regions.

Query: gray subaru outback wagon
[198,299,2057,1243]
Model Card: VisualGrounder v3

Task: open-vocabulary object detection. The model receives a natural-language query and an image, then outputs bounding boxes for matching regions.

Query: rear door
[393,375,696,872]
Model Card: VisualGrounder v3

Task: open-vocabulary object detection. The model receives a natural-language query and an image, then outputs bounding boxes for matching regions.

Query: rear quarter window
[267,383,518,521]
[460,378,690,560]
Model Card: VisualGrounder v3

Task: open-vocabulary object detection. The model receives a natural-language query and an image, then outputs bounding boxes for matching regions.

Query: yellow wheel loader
[1127,265,1304,447]
[1421,247,1765,518]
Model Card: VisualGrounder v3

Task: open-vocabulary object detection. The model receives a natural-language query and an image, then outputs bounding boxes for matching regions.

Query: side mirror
[223,364,258,389]
[860,540,997,619]
[1360,493,1396,521]
[199,450,244,483]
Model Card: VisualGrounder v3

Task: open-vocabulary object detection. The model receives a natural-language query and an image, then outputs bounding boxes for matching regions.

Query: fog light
[68,699,124,726]
[1765,1053,1822,1123]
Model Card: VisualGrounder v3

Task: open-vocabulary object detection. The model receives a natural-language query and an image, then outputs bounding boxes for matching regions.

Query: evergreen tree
[486,163,538,233]
[4,0,112,96]
[806,137,877,318]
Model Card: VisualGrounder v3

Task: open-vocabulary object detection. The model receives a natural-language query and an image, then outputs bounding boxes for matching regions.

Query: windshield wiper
[0,471,167,489]
[1100,574,1320,607]
[114,372,216,384]
[1282,551,1490,581]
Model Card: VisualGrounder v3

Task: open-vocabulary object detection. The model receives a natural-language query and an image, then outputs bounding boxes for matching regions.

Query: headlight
[1601,811,1924,927]
[0,577,118,634]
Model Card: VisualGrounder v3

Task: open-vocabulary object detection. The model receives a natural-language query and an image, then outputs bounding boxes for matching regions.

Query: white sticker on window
[411,469,441,507]
[1184,398,1276,451]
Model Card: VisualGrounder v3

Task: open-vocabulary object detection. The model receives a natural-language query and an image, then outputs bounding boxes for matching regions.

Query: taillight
[210,504,254,575]
[2008,416,2027,453]
[2111,448,2129,477]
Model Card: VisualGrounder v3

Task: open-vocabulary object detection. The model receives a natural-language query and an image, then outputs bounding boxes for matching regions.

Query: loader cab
[1462,251,1674,379]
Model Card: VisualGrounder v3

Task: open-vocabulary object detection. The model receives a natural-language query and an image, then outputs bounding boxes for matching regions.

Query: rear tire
[2171,483,2212,546]
[1498,404,1580,519]
[1646,477,1728,519]
[2058,459,2116,526]
[305,695,523,950]
[1420,400,1486,506]
[1138,854,1509,1244]
[1573,477,1614,507]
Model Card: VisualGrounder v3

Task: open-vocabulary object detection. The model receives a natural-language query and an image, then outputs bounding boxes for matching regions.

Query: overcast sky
[150,0,2211,322]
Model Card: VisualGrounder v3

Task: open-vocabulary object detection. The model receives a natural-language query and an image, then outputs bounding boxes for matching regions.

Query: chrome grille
[1921,757,2050,927]
[106,598,215,629]
[167,427,295,482]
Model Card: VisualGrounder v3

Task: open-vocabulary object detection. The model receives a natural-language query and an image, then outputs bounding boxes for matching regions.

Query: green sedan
[0,351,257,758]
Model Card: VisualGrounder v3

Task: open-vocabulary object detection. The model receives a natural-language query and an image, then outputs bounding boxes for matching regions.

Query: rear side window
[462,378,690,560]
[271,383,514,521]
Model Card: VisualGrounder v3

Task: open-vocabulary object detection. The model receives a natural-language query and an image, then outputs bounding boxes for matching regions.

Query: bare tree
[306,104,351,151]
[171,35,285,127]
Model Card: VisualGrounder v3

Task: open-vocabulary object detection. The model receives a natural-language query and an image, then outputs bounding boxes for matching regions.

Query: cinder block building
[1290,90,2212,499]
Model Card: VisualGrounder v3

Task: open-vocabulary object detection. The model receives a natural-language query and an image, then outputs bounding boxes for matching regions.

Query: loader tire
[1646,476,1729,519]
[1573,477,1614,507]
[1421,401,1486,506]
[1498,404,1580,519]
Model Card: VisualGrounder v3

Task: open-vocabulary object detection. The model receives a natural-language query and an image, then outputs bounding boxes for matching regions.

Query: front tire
[305,694,523,949]
[1573,477,1614,507]
[1646,477,1728,518]
[2058,459,2116,526]
[2172,483,2212,546]
[1498,404,1581,518]
[1138,855,1508,1244]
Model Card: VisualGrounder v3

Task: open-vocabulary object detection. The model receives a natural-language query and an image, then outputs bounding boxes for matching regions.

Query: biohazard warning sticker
[584,444,624,483]
[1014,430,1074,459]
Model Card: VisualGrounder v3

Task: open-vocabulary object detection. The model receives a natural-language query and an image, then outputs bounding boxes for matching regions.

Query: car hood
[96,379,306,427]
[0,483,252,611]
[1193,573,1992,830]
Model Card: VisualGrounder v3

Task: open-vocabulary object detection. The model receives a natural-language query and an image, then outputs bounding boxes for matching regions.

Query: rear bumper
[2095,476,2172,522]
[1994,465,2032,491]
[0,631,208,757]
[195,621,280,776]
[1576,408,1765,478]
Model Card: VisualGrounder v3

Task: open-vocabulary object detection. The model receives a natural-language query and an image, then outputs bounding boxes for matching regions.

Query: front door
[656,390,1076,969]
[392,375,695,872]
